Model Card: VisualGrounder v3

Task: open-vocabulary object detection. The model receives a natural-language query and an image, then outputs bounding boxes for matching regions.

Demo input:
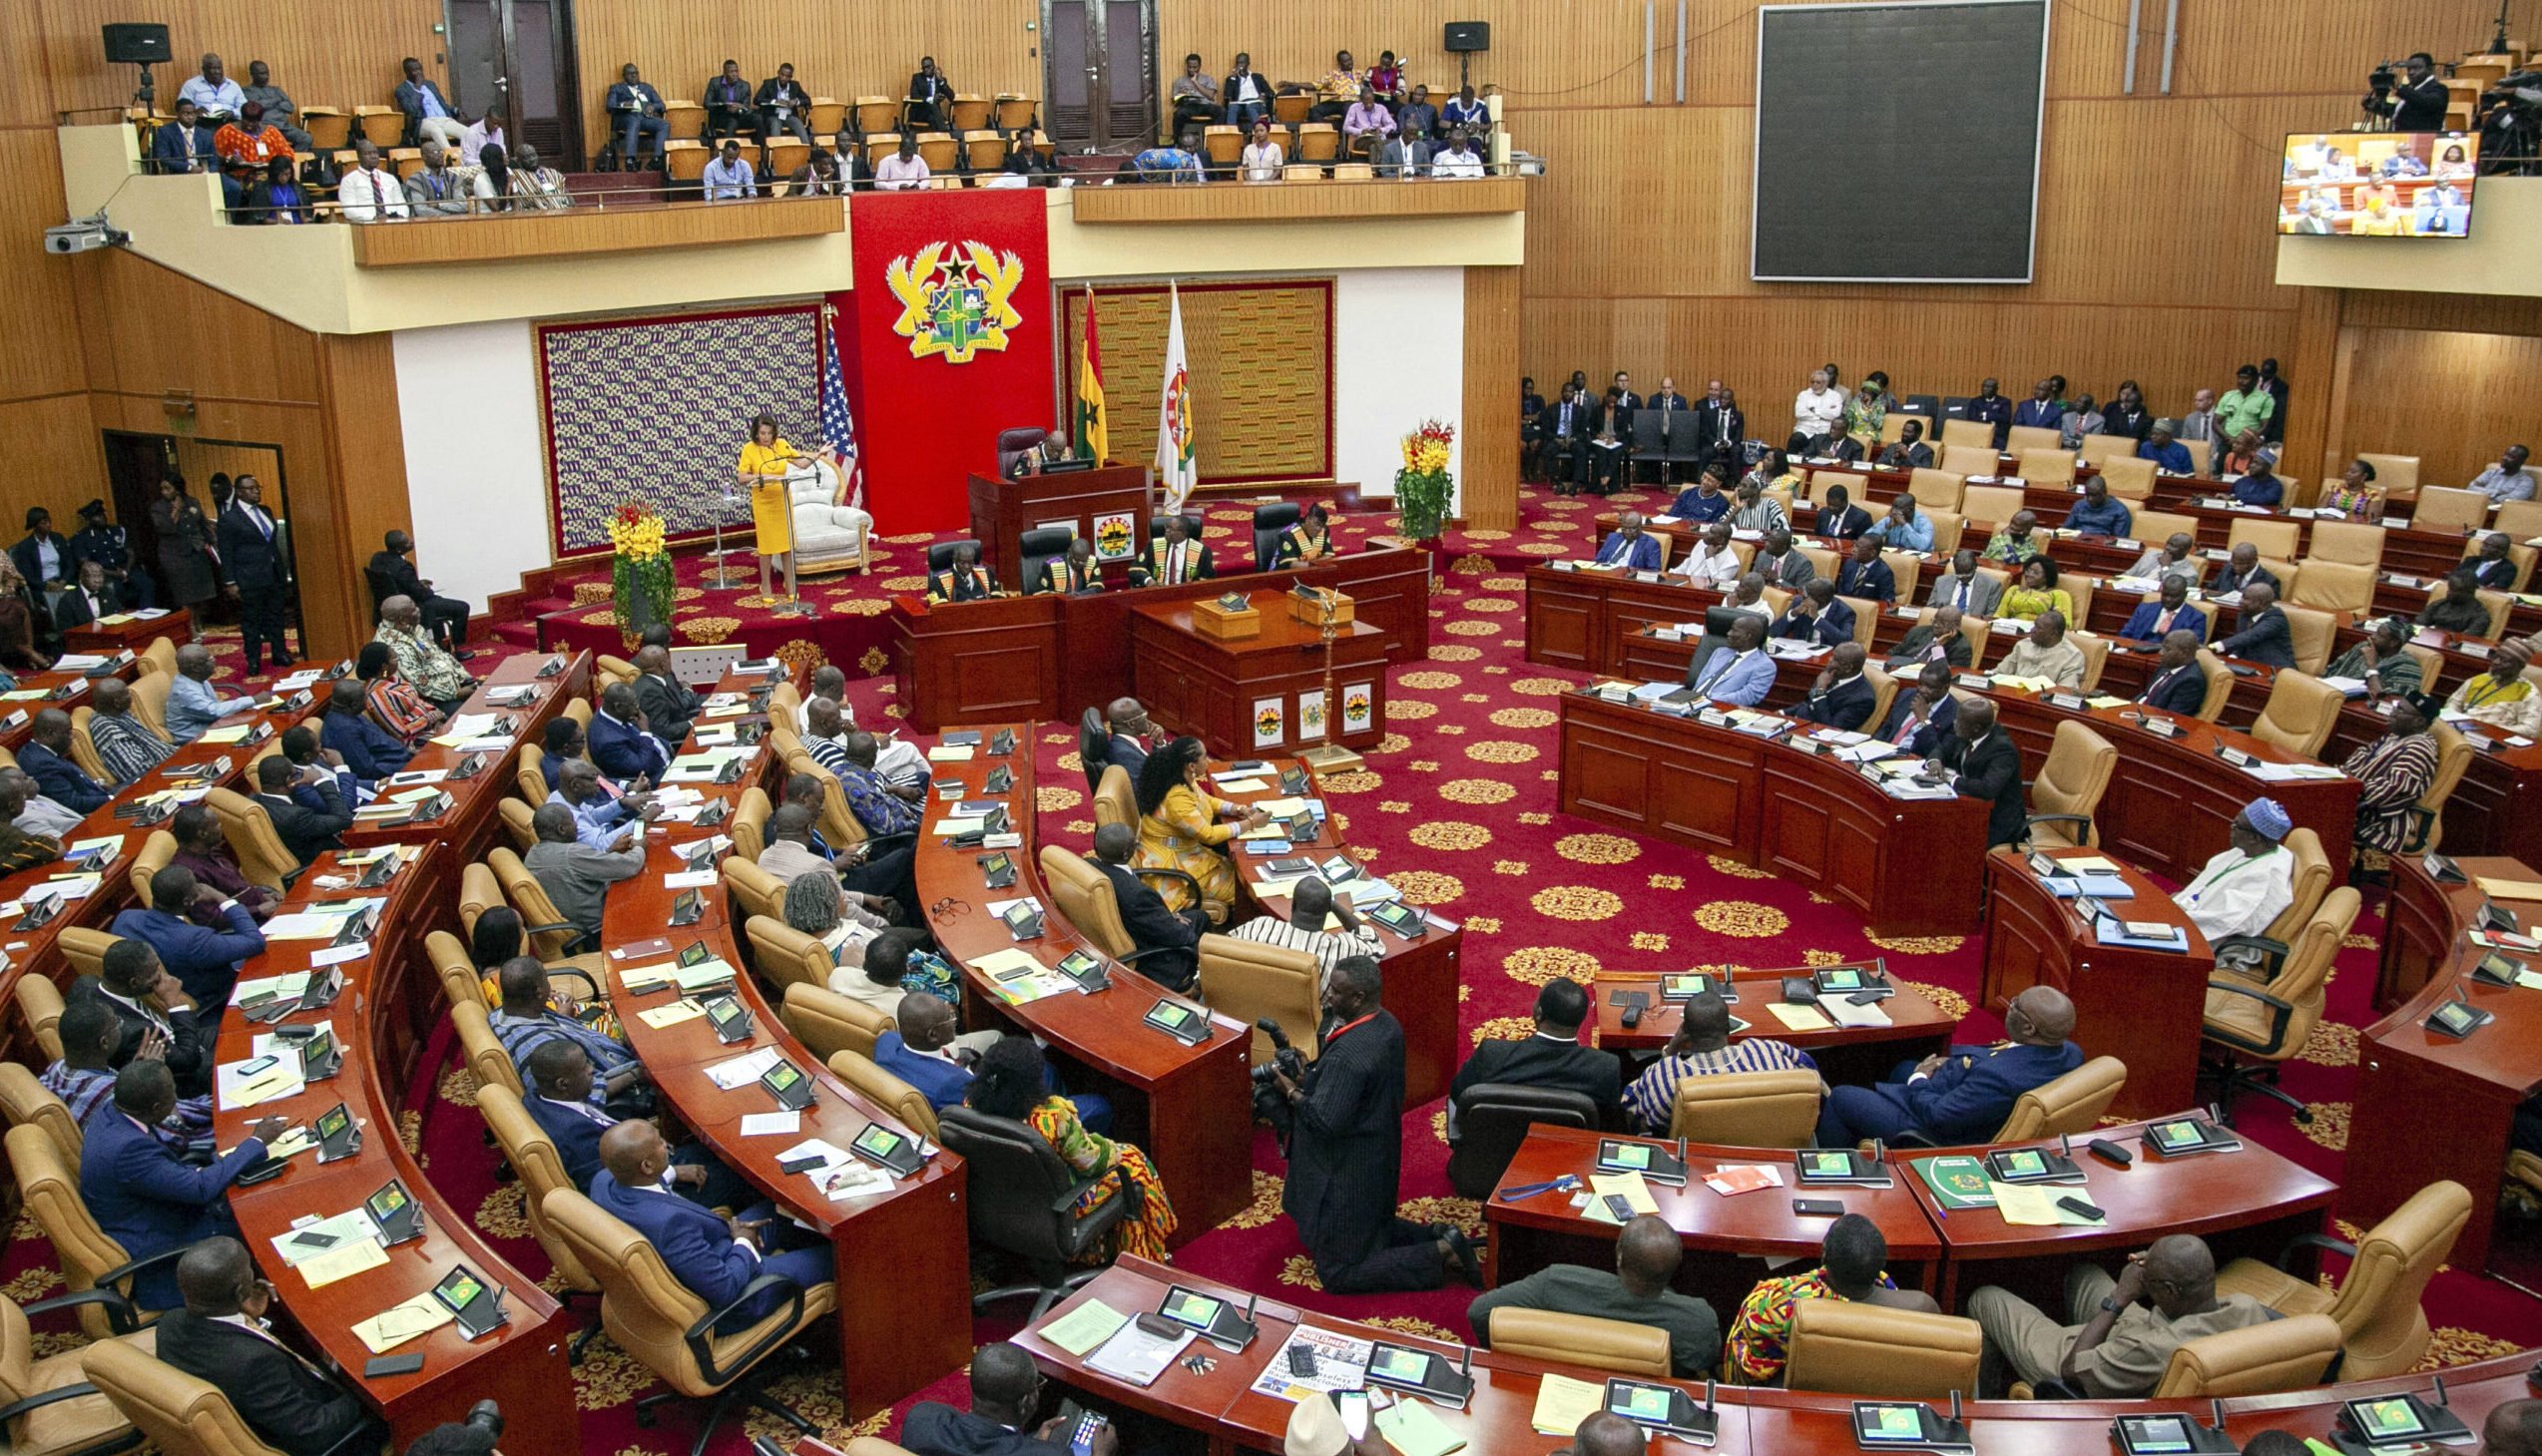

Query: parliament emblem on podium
[883,241,1026,364]
[1093,512,1136,561]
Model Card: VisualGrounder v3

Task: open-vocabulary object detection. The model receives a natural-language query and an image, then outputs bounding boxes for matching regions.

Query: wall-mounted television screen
[2280,132,2478,238]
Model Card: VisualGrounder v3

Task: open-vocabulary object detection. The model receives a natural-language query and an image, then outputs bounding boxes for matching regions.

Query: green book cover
[1374,1400,1468,1456]
[1914,1155,1997,1210]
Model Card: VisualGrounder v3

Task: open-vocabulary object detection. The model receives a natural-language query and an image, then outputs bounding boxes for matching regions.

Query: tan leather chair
[2150,1312,2343,1398]
[2068,629,2111,693]
[2016,449,2076,486]
[65,706,109,784]
[2461,535,2537,593]
[1860,662,1900,735]
[2006,425,2062,455]
[2183,436,2214,476]
[452,1000,522,1098]
[201,789,293,893]
[495,795,538,853]
[2227,518,2300,561]
[826,1048,939,1140]
[1484,1308,1670,1378]
[724,856,784,926]
[139,637,177,681]
[2133,509,2199,547]
[596,655,638,691]
[2248,671,2342,758]
[1878,548,1924,603]
[1907,466,1966,512]
[57,927,117,981]
[746,915,834,994]
[84,1338,330,1456]
[2096,455,2157,501]
[477,1083,601,1299]
[514,743,548,806]
[1796,545,1839,583]
[2410,486,2487,535]
[2211,827,2332,974]
[1783,1300,1982,1399]
[1943,444,2004,480]
[2493,499,2542,541]
[0,1286,148,1456]
[2281,604,2335,676]
[2355,453,2419,499]
[853,97,898,133]
[129,829,176,904]
[1938,419,1993,450]
[128,672,171,740]
[777,750,863,850]
[1959,484,2025,525]
[778,982,889,1063]
[13,975,63,1064]
[564,697,593,734]
[0,1064,84,1166]
[2289,559,2375,615]
[1092,764,1137,831]
[8,1124,157,1339]
[2023,721,2117,849]
[2308,521,2386,568]
[2193,650,2235,722]
[2203,887,2358,1122]
[731,787,773,862]
[2073,434,2133,469]
[2216,1181,2468,1380]
[2402,723,2475,855]
[489,848,580,962]
[1919,510,1965,560]
[459,860,504,939]
[544,1187,833,1453]
[1040,847,1133,959]
[427,928,485,1012]
[1195,934,1319,1068]
[1991,1056,2127,1141]
[1665,1069,1822,1148]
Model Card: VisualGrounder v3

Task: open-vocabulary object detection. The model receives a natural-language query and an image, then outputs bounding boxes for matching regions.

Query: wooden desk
[1558,691,1988,938]
[1129,603,1387,757]
[1484,1127,1946,1310]
[0,659,144,754]
[1980,849,2214,1120]
[602,669,973,1417]
[2346,855,2542,1271]
[890,548,1432,733]
[211,842,577,1452]
[1205,758,1463,1108]
[62,608,192,657]
[1592,968,1955,1092]
[968,465,1154,591]
[912,723,1254,1240]
[1903,1119,2334,1309]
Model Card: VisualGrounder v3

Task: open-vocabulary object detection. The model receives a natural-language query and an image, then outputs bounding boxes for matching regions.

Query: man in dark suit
[1876,662,1960,755]
[155,1237,388,1456]
[82,1061,285,1310]
[366,530,470,653]
[216,475,292,675]
[2138,630,2211,717]
[1816,986,2082,1146]
[78,939,214,1096]
[247,753,351,866]
[1540,383,1593,494]
[1927,550,2004,616]
[1450,977,1622,1120]
[2215,582,2294,669]
[1791,644,1877,731]
[18,709,107,814]
[1092,699,1154,785]
[1089,823,1204,990]
[1693,384,1745,473]
[1771,579,1856,650]
[1933,697,2025,847]
[394,55,464,147]
[1968,377,2014,450]
[902,1341,1119,1456]
[2119,577,2209,646]
[591,1118,832,1331]
[632,645,702,746]
[2012,378,2065,432]
[2469,532,2522,593]
[700,59,756,143]
[152,99,218,175]
[2363,52,2449,132]
[318,679,410,779]
[1876,418,1935,470]
[110,865,265,1012]
[522,1039,745,1206]
[1886,607,1973,675]
[1812,484,1874,542]
[1751,527,1816,593]
[1130,516,1214,586]
[588,682,673,783]
[2209,543,2280,599]
[48,560,123,632]
[1833,537,1895,604]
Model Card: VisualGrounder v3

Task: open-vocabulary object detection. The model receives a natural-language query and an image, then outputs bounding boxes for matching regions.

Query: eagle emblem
[883,241,1026,364]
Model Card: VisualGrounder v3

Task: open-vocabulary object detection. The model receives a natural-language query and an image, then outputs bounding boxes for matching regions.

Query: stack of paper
[1086,1319,1196,1386]
[1819,996,1892,1029]
[353,1292,455,1353]
[1989,1182,2103,1226]
[1704,1164,1784,1196]
[218,1057,303,1110]
[1038,1299,1131,1357]
[1766,1003,1832,1032]
[1531,1374,1605,1435]
[1374,1400,1466,1456]
[1582,1171,1661,1222]
[706,1048,783,1090]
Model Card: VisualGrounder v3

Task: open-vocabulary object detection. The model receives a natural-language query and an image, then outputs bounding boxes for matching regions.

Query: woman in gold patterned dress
[1132,735,1268,912]
[967,1036,1176,1260]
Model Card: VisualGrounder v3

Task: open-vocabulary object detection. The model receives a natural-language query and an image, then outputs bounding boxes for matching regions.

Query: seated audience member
[2058,393,2106,449]
[902,1342,1119,1456]
[521,1041,750,1208]
[1969,1234,2271,1398]
[404,139,470,217]
[588,682,673,783]
[1228,874,1382,980]
[1168,53,1220,136]
[246,753,350,866]
[2448,639,2542,735]
[359,640,444,741]
[1442,84,1490,134]
[1817,986,2080,1146]
[1076,698,1155,789]
[2468,444,2537,505]
[1686,614,1776,707]
[1678,521,1743,587]
[1812,484,1872,541]
[2120,576,2207,645]
[1999,610,2087,689]
[1791,643,1876,730]
[166,643,255,744]
[17,708,106,814]
[153,98,217,175]
[1087,822,1205,990]
[2468,532,2522,592]
[242,157,310,223]
[2418,569,2495,636]
[1999,557,2073,624]
[81,939,213,1097]
[631,645,701,745]
[591,1119,832,1331]
[1981,510,2047,568]
[4,765,77,839]
[1341,86,1397,156]
[2123,532,2205,587]
[871,994,982,1112]
[1374,125,1432,179]
[212,102,293,209]
[1888,607,1971,674]
[2318,458,2384,522]
[1275,503,1342,564]
[1771,579,1856,650]
[701,138,756,201]
[508,142,573,209]
[2228,453,2285,508]
[1928,550,2003,615]
[2324,617,2420,699]
[45,995,213,1154]
[1751,525,1814,591]
[824,732,923,906]
[875,133,931,191]
[1623,990,1818,1136]
[369,529,471,652]
[1876,661,1961,754]
[2210,543,2279,598]
[1932,699,2025,846]
[492,957,647,1112]
[2137,630,2210,716]
[1239,117,1285,182]
[1833,537,1894,604]
[1670,463,1734,523]
[1131,735,1265,912]
[969,1036,1177,1257]
[1804,428,1864,464]
[155,1236,391,1456]
[1593,512,1663,570]
[1470,1215,1721,1377]
[112,864,264,1011]
[925,543,997,602]
[763,798,897,919]
[336,139,410,221]
[1131,516,1215,585]
[83,1060,284,1310]
[757,63,812,145]
[51,558,125,629]
[317,677,410,780]
[2065,479,2132,538]
[1398,83,1441,141]
[375,595,476,709]
[1433,128,1487,178]
[1875,419,1934,470]
[86,677,174,786]
[825,925,959,1016]
[1449,978,1622,1119]
[2340,692,2442,855]
[1724,1214,1939,1384]
[1862,493,1932,553]
[775,869,892,984]
[2215,583,2294,669]
[524,801,646,953]
[0,773,61,871]
[2174,799,2296,966]
[1039,539,1103,596]
[2137,419,2194,474]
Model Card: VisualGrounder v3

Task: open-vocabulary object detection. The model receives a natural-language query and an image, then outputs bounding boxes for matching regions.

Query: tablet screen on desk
[1800,1151,1852,1178]
[1598,1141,1652,1171]
[432,1267,486,1315]
[366,1182,410,1224]
[313,1103,352,1143]
[1056,951,1102,979]
[676,940,714,969]
[1853,1403,1929,1446]
[1995,1149,2047,1177]
[1144,1001,1204,1037]
[851,1125,908,1163]
[1159,1287,1223,1331]
[1663,973,1714,998]
[1818,967,1864,990]
[1606,1382,1674,1422]
[2116,1415,2198,1454]
[1368,1346,1432,1384]
[2149,1120,2205,1151]
[2347,1398,2430,1442]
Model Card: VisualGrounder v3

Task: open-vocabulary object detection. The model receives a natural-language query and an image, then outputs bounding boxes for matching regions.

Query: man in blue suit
[591,1119,833,1332]
[2136,631,2211,717]
[872,994,976,1111]
[1815,986,2082,1147]
[317,680,410,781]
[1591,512,1663,571]
[1684,616,1777,707]
[2012,378,2064,431]
[2064,479,2133,538]
[1790,644,1876,731]
[2119,577,2209,646]
[1771,579,1856,650]
[83,1061,285,1309]
[151,99,217,176]
[1833,538,1896,605]
[520,1040,743,1207]
[18,711,108,814]
[1875,662,1960,755]
[588,683,672,783]
[111,866,265,1013]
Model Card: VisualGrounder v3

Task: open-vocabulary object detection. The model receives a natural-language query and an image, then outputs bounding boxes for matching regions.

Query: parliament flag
[1155,281,1198,511]
[1075,290,1108,464]
[817,306,862,510]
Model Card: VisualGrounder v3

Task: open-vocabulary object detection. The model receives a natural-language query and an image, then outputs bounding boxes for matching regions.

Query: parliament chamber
[2,0,2542,1454]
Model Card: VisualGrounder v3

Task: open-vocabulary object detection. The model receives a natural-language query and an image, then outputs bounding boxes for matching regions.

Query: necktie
[1892,705,1923,745]
[1699,653,1731,693]
[2157,608,2174,633]
[1956,579,1971,610]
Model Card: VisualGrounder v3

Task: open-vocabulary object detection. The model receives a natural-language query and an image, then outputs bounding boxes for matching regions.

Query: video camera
[1249,1017,1309,1124]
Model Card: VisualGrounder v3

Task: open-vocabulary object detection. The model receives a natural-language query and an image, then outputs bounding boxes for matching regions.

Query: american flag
[818,316,862,510]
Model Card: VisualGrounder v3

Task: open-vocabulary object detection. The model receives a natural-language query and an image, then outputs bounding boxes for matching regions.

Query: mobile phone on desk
[1336,1390,1369,1439]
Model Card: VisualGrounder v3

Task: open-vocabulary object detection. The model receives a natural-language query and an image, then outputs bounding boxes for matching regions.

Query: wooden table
[1980,848,2215,1120]
[2346,853,2542,1272]
[890,548,1432,733]
[1129,602,1387,758]
[0,659,143,754]
[967,465,1154,592]
[61,607,192,657]
[912,722,1254,1241]
[1592,967,1955,1092]
[1557,691,1988,938]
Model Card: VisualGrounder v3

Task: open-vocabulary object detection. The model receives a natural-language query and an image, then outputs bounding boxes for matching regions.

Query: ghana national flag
[1074,290,1107,463]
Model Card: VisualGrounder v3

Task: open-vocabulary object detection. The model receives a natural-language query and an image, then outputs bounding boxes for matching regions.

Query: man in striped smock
[1624,989,1821,1136]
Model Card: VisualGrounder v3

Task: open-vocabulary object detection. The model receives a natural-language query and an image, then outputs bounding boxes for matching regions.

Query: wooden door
[445,0,585,166]
[1043,0,1157,153]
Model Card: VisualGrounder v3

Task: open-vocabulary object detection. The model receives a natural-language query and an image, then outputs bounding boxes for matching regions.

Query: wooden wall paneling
[2281,285,2343,504]
[0,133,86,405]
[0,395,108,544]
[34,0,447,126]
[2341,291,2542,336]
[70,247,321,406]
[1056,281,1333,482]
[2332,327,2542,492]
[1460,265,1519,530]
[301,332,409,659]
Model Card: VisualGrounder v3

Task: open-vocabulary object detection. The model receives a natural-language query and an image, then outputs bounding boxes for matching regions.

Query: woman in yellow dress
[1132,735,1269,912]
[1999,556,2074,624]
[736,413,810,602]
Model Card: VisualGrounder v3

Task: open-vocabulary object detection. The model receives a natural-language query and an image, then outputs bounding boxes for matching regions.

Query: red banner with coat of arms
[838,189,1054,535]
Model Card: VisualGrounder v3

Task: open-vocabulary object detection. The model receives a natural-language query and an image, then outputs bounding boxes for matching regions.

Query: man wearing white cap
[2171,798,2297,968]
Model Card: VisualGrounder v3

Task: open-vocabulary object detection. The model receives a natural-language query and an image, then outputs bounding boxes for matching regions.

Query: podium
[967,465,1153,590]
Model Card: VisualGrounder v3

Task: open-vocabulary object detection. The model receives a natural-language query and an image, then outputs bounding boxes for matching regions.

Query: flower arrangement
[608,501,676,635]
[1395,420,1457,541]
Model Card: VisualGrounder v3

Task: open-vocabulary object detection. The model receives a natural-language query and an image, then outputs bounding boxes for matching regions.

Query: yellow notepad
[1375,1398,1467,1456]
[638,1000,710,1029]
[297,1237,389,1289]
[353,1292,455,1353]
[1038,1298,1129,1357]
[1583,1172,1660,1223]
[1767,1003,1833,1032]
[1530,1373,1605,1435]
[968,947,1047,981]
[2477,876,2542,902]
[199,725,255,744]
